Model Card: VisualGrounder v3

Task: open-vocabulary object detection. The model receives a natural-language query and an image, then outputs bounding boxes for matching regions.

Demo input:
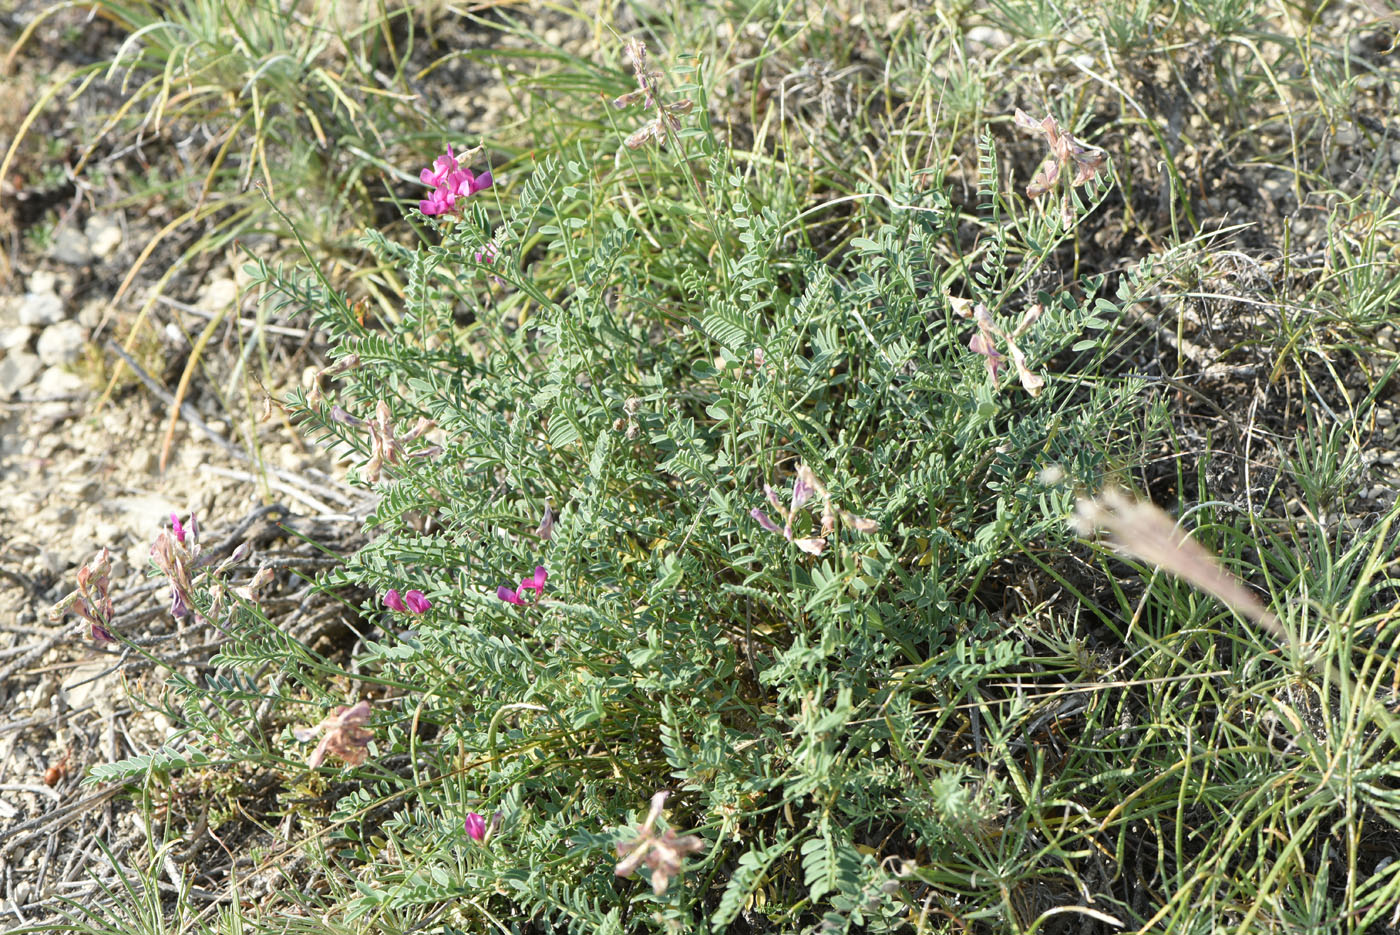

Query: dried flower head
[960,301,1045,396]
[293,700,375,768]
[614,791,706,895]
[615,38,694,150]
[1012,109,1108,198]
[48,548,117,642]
[752,463,877,552]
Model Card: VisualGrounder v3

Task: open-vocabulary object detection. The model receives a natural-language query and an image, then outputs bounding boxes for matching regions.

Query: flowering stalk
[416,144,494,217]
[615,38,694,150]
[150,513,198,621]
[334,401,440,483]
[953,298,1046,396]
[48,548,116,642]
[751,464,877,553]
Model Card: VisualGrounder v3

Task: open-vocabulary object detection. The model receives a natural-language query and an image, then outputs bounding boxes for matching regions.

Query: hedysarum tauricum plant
[173,69,1189,928]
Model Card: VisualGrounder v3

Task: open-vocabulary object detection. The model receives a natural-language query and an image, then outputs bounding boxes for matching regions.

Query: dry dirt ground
[1,0,1399,930]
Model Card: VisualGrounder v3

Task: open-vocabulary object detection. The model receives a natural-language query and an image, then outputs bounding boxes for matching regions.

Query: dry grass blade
[1074,488,1282,640]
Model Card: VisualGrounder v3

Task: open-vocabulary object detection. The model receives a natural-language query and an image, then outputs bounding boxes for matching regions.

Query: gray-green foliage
[225,115,1162,929]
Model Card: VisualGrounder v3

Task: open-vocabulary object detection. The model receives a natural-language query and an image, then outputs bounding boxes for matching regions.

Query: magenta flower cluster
[497,565,547,606]
[418,144,493,217]
[384,589,432,614]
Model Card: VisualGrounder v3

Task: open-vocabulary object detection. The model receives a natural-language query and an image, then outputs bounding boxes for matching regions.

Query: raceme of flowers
[418,144,493,217]
[751,463,877,555]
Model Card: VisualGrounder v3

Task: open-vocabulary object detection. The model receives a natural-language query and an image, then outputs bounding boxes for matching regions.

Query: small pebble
[85,215,123,259]
[47,226,94,266]
[0,326,32,351]
[17,290,63,327]
[36,320,87,366]
[0,350,42,396]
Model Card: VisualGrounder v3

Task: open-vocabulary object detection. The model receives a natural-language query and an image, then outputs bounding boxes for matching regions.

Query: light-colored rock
[34,366,88,398]
[0,326,32,351]
[0,350,41,396]
[48,226,94,265]
[37,320,87,366]
[85,215,123,259]
[128,447,157,474]
[18,290,63,327]
[78,299,105,329]
[199,276,239,311]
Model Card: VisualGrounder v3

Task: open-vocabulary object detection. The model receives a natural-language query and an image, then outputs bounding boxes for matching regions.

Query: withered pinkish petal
[1012,108,1042,131]
[615,840,651,878]
[1026,157,1060,198]
[751,508,783,535]
[791,478,813,511]
[840,510,879,534]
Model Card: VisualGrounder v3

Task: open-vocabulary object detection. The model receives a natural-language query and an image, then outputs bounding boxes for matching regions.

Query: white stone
[29,269,57,292]
[37,320,87,366]
[78,299,105,329]
[18,290,63,327]
[34,366,87,398]
[0,326,32,351]
[199,276,239,311]
[48,226,94,265]
[0,350,41,396]
[85,215,123,259]
[128,447,157,474]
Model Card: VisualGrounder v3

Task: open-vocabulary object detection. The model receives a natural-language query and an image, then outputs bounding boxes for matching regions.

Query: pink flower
[170,512,187,545]
[518,566,547,595]
[497,565,546,606]
[416,146,494,218]
[419,144,459,187]
[385,589,431,614]
[449,167,493,198]
[419,186,456,216]
[465,811,486,841]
